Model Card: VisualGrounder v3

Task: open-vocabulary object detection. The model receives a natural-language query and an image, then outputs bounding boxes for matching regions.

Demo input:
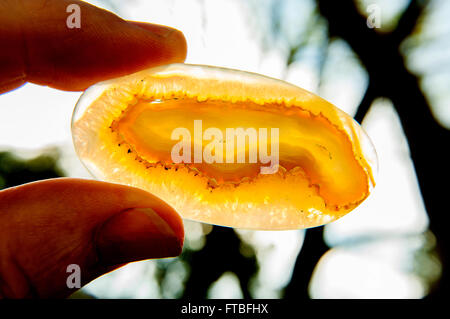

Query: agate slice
[72,63,377,230]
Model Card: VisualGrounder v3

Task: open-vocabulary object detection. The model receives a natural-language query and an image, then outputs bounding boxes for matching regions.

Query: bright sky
[0,0,442,298]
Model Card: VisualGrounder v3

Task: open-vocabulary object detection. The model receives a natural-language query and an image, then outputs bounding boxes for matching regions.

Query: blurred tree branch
[316,0,447,298]
[285,0,448,299]
[283,226,328,299]
[181,227,257,298]
[0,151,64,189]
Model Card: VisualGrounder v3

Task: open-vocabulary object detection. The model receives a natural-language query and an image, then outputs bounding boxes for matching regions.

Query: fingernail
[96,207,183,265]
[129,21,177,38]
[127,21,187,62]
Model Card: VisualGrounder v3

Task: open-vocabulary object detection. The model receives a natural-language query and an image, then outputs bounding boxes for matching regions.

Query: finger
[0,0,187,94]
[0,178,184,298]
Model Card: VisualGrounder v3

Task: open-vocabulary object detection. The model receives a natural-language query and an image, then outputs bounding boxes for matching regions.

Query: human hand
[0,0,187,298]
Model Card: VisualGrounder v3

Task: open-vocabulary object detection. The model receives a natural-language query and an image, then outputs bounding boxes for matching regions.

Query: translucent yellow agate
[72,63,377,230]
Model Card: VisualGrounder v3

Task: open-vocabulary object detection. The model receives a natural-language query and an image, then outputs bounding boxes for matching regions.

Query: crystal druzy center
[111,97,368,209]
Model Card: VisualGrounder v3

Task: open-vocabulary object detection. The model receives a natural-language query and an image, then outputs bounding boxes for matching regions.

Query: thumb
[0,178,184,298]
[96,207,182,265]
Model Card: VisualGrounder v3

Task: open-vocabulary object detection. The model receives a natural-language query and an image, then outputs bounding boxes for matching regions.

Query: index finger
[0,0,187,93]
